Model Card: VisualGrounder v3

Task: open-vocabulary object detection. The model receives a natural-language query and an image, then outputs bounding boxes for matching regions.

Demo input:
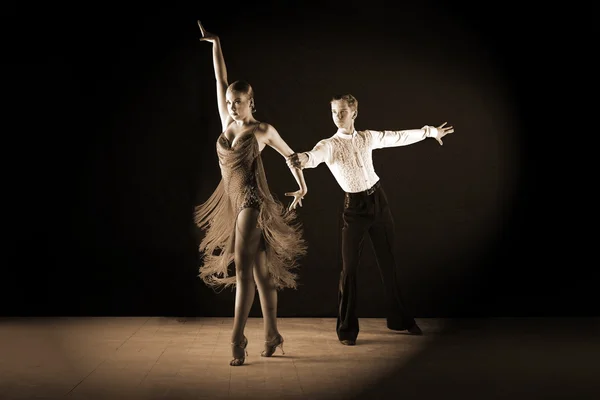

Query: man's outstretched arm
[370,122,454,149]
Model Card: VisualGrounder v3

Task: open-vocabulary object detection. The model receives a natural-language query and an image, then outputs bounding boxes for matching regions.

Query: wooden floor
[1,317,598,399]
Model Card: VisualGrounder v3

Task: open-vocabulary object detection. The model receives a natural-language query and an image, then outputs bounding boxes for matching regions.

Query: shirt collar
[335,129,357,139]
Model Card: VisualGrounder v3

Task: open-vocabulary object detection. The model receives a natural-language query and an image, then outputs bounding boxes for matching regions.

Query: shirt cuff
[423,125,439,138]
[305,152,312,167]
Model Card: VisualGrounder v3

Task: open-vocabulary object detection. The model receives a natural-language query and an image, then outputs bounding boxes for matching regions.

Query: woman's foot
[261,334,285,357]
[230,336,248,366]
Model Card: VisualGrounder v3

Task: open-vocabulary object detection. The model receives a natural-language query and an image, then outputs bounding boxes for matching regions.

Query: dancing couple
[193,21,454,366]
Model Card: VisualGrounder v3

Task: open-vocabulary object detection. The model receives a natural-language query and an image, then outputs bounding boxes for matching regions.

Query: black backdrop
[4,1,596,318]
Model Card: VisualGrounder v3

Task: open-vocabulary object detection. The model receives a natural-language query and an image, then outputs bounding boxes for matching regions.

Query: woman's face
[226,90,252,120]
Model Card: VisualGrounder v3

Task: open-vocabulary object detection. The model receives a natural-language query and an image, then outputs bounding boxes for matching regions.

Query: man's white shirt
[303,127,439,193]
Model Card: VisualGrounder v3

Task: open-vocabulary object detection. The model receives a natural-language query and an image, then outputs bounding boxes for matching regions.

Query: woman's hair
[331,94,358,112]
[228,80,256,113]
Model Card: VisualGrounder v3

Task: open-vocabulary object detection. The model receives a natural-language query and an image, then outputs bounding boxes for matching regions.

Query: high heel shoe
[261,334,285,357]
[230,336,248,366]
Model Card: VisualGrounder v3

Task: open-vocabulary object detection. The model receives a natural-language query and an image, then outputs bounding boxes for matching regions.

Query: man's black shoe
[407,324,423,335]
[388,322,423,335]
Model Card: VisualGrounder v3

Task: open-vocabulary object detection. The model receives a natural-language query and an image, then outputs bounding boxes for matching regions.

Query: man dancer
[287,94,454,345]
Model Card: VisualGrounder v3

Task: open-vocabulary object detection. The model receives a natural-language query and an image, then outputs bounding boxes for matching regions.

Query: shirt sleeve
[369,126,439,149]
[303,139,331,169]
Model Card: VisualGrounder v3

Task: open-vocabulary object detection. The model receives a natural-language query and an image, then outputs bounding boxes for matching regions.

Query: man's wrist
[288,153,299,168]
[423,125,439,138]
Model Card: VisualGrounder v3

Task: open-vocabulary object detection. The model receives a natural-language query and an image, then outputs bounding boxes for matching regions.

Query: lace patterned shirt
[303,127,439,193]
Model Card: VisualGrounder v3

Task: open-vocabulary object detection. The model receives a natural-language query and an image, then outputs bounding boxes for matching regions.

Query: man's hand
[198,20,218,43]
[434,122,454,146]
[284,189,306,211]
[286,152,309,169]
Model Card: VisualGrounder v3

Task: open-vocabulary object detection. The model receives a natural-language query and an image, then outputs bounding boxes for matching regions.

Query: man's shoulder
[317,134,338,144]
[357,129,376,141]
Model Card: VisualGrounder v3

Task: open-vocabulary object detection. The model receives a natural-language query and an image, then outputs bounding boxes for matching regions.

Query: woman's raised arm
[198,20,232,131]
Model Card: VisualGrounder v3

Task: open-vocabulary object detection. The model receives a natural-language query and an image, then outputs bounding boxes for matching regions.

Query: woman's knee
[235,267,254,282]
[254,272,273,288]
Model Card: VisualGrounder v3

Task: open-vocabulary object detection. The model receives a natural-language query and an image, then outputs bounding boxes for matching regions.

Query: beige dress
[194,126,306,291]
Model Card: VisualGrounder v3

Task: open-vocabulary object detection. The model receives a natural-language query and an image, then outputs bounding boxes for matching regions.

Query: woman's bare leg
[253,249,279,341]
[231,208,262,344]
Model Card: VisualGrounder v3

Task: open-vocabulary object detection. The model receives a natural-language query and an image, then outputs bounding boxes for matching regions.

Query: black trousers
[336,181,415,341]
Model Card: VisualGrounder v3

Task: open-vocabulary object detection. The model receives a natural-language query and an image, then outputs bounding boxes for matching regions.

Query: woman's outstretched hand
[284,190,306,211]
[198,20,218,43]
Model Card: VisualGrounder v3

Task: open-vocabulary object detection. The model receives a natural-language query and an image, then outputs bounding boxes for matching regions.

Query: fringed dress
[194,124,306,291]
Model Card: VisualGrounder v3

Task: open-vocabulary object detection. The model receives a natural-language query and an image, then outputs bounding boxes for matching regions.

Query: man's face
[331,100,356,130]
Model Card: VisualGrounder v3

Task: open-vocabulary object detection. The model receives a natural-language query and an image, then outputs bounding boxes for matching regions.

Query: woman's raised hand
[198,20,218,43]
